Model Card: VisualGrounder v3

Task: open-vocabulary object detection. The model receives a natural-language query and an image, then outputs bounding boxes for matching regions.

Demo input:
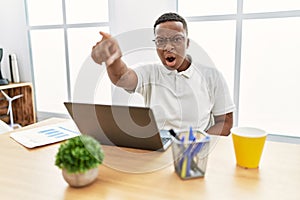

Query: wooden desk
[0,118,300,200]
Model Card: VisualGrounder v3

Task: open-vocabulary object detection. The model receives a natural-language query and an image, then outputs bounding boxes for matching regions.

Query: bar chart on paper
[38,127,78,139]
[10,121,81,148]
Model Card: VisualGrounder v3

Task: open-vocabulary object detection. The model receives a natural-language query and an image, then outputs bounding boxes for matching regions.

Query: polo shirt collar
[178,64,194,78]
[161,55,194,78]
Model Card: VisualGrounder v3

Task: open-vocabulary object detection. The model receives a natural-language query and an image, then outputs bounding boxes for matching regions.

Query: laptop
[64,102,172,151]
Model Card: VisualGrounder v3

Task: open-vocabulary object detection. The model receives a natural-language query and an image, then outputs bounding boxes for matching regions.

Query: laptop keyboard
[161,137,171,145]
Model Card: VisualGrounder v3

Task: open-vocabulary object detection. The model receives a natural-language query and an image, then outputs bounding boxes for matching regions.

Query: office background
[0,0,299,138]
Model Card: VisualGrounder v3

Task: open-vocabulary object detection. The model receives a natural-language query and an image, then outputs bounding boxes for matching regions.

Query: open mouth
[166,57,175,62]
[165,56,176,66]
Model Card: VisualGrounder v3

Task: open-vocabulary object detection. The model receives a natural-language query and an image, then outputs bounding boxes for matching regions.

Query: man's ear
[186,38,190,48]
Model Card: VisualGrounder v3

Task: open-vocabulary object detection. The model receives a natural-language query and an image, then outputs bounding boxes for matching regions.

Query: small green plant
[55,135,104,174]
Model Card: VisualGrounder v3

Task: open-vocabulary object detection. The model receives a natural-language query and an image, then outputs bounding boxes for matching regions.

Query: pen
[185,127,196,177]
[169,129,181,141]
[189,126,194,141]
[177,136,185,173]
[190,135,210,171]
[181,139,195,178]
[191,135,210,156]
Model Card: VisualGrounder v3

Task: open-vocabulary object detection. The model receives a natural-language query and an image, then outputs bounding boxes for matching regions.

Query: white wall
[0,0,32,82]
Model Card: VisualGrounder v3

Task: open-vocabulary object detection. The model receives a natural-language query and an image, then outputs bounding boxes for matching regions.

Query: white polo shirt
[131,60,235,131]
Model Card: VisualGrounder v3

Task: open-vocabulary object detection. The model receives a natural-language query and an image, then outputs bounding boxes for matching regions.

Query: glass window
[178,0,237,16]
[65,0,108,23]
[30,29,68,113]
[244,0,300,13]
[25,0,109,116]
[26,0,63,26]
[67,26,109,98]
[188,21,236,96]
[239,17,300,137]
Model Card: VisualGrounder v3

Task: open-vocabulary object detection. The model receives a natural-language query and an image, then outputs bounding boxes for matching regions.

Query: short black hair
[154,12,188,35]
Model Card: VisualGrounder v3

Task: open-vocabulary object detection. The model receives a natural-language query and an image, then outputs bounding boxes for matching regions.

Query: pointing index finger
[92,31,112,50]
[99,31,111,40]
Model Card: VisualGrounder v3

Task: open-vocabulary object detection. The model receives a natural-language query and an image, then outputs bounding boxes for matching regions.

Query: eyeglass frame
[152,35,186,48]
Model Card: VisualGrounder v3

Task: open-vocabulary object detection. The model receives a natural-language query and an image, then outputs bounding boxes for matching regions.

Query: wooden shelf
[0,82,36,126]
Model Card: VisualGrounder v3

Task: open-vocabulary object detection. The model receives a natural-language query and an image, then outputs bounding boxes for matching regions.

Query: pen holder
[172,130,210,180]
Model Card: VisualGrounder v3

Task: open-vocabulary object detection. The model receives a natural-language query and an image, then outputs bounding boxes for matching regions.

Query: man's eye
[157,39,165,44]
[173,37,183,43]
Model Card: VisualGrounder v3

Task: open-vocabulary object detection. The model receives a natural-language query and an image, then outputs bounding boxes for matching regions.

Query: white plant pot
[62,167,99,187]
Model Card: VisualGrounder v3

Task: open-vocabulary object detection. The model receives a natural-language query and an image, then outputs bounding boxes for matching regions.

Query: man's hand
[91,31,122,66]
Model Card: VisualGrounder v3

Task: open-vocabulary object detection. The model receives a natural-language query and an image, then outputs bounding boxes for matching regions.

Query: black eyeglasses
[152,35,185,47]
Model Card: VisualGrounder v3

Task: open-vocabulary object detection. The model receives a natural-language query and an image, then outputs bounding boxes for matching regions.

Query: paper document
[10,120,81,148]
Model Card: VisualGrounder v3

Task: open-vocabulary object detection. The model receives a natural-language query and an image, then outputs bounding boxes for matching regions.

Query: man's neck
[177,55,191,72]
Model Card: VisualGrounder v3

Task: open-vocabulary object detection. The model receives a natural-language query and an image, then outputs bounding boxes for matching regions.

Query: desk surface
[0,118,300,200]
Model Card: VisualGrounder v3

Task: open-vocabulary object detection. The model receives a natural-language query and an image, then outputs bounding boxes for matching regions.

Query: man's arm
[91,31,138,91]
[206,112,233,136]
[106,58,138,91]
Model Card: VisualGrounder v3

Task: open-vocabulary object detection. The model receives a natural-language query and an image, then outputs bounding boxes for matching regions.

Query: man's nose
[163,40,175,51]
